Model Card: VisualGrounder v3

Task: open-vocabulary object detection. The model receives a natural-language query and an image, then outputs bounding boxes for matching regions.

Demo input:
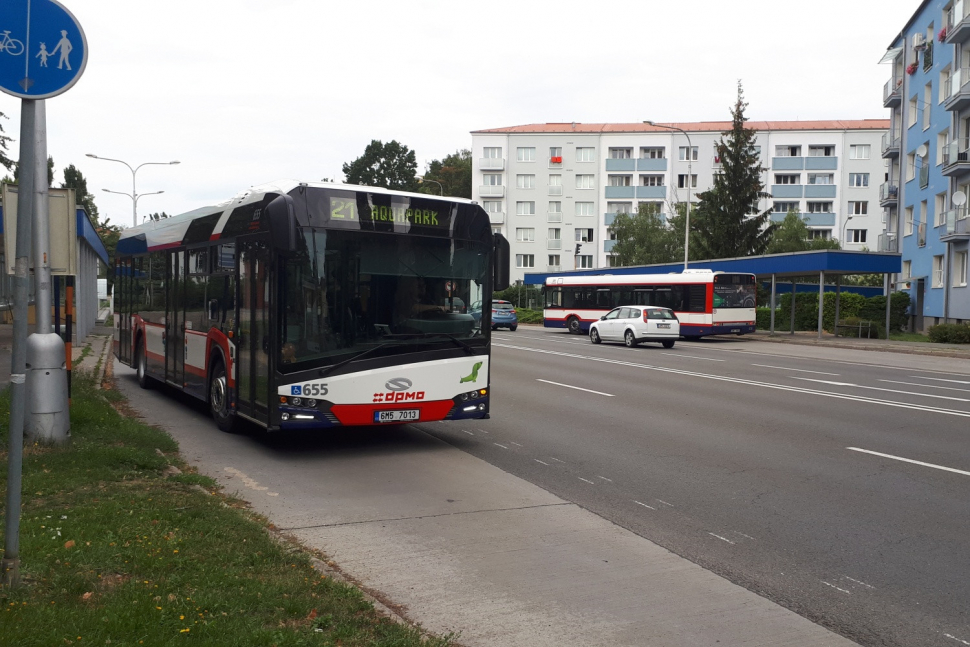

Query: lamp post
[841,214,854,247]
[417,176,443,195]
[644,121,692,270]
[85,154,180,227]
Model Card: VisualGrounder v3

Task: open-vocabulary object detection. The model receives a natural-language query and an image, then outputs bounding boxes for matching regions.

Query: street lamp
[842,214,854,247]
[85,154,180,227]
[417,176,443,195]
[644,121,692,271]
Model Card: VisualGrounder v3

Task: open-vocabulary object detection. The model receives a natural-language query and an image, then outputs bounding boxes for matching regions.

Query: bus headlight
[281,412,290,421]
[306,399,316,407]
[291,397,302,406]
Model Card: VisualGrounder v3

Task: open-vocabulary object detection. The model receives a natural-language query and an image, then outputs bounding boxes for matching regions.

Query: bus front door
[166,251,185,387]
[235,240,270,425]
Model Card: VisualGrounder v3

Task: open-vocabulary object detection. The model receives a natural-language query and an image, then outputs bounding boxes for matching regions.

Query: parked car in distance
[491,299,518,331]
[589,306,679,348]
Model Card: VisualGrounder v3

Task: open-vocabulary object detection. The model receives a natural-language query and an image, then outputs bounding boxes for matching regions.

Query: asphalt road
[414,328,970,647]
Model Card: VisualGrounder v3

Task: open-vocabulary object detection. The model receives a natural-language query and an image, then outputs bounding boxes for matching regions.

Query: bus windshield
[279,228,489,372]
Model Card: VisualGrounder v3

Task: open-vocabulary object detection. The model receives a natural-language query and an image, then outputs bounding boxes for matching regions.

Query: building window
[902,260,911,279]
[577,255,594,269]
[516,201,535,215]
[954,251,968,286]
[548,254,561,268]
[483,173,502,186]
[548,228,561,240]
[807,229,832,240]
[483,200,502,213]
[924,82,933,130]
[848,173,869,187]
[576,174,595,189]
[807,202,834,213]
[517,147,536,162]
[575,202,594,216]
[483,147,502,159]
[935,192,947,226]
[846,229,868,243]
[774,174,801,185]
[933,255,945,287]
[775,145,801,157]
[908,96,918,127]
[548,201,562,214]
[678,174,698,189]
[773,202,800,213]
[640,175,664,186]
[640,146,665,159]
[808,173,834,185]
[515,227,535,242]
[608,202,633,214]
[905,206,914,235]
[609,147,632,159]
[576,147,595,162]
[516,174,535,189]
[808,145,835,157]
[516,254,535,269]
[937,130,949,166]
[849,144,871,160]
[679,146,699,161]
[849,201,868,215]
[549,147,563,166]
[608,175,632,186]
[906,152,916,181]
[491,227,502,236]
[575,228,594,242]
[639,202,663,216]
[549,174,562,187]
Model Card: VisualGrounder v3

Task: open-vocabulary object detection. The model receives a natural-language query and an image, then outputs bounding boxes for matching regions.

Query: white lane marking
[921,376,970,384]
[579,477,595,485]
[493,443,508,449]
[478,429,489,434]
[461,430,474,435]
[550,457,565,463]
[656,499,675,507]
[843,576,874,589]
[536,378,615,397]
[752,364,840,376]
[634,500,656,510]
[880,379,970,393]
[510,441,523,447]
[698,345,970,376]
[847,447,970,477]
[821,581,851,595]
[732,531,756,540]
[597,475,613,482]
[662,353,723,361]
[535,459,550,466]
[495,343,970,419]
[709,533,736,545]
[793,378,970,402]
[945,633,970,646]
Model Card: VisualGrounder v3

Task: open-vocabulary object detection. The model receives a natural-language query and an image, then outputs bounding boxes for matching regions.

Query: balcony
[942,139,970,176]
[548,185,563,196]
[770,212,835,227]
[771,184,803,198]
[772,156,804,170]
[547,211,563,223]
[603,239,617,253]
[488,211,504,225]
[944,67,970,111]
[605,186,635,199]
[636,185,667,199]
[547,239,562,250]
[918,222,927,247]
[945,0,970,44]
[879,182,899,206]
[941,207,970,240]
[548,156,563,169]
[805,184,837,199]
[479,185,505,197]
[882,129,901,157]
[805,156,838,170]
[605,158,635,171]
[637,158,667,171]
[479,158,505,171]
[878,232,899,252]
[547,265,562,272]
[884,76,903,107]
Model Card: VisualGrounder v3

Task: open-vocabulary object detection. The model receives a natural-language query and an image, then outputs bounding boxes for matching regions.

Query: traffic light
[574,244,582,255]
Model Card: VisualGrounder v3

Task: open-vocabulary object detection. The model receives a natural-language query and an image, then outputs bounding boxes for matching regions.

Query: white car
[589,306,680,348]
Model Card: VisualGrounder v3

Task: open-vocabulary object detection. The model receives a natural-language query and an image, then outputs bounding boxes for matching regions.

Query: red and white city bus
[113,181,509,433]
[542,269,756,338]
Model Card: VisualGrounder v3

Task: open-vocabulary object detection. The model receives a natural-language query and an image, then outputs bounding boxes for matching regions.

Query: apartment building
[884,0,970,329]
[472,121,888,285]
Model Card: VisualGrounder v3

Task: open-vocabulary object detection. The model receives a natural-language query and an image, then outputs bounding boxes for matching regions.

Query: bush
[836,317,885,339]
[756,307,774,330]
[493,285,543,310]
[514,308,544,324]
[775,290,911,333]
[927,323,970,343]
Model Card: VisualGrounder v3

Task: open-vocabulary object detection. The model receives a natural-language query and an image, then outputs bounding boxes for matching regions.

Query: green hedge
[836,316,885,339]
[760,291,911,333]
[514,308,544,324]
[928,323,970,343]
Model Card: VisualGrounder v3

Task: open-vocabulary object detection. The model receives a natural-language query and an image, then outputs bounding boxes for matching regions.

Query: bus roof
[544,271,752,286]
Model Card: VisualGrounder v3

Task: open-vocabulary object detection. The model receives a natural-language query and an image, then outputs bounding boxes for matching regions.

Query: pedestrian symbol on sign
[50,30,72,70]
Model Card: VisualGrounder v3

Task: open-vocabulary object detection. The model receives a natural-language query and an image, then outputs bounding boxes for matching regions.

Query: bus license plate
[374,409,419,423]
[731,328,740,333]
[657,323,671,329]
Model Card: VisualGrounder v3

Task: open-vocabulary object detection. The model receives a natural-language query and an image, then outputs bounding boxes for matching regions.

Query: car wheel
[135,338,152,389]
[624,330,638,347]
[567,316,581,335]
[209,359,238,433]
[491,326,498,331]
[662,340,675,349]
[590,328,601,344]
[510,325,517,331]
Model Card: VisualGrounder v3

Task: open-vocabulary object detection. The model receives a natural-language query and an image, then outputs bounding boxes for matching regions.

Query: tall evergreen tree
[691,83,775,259]
[61,164,100,223]
[342,140,419,191]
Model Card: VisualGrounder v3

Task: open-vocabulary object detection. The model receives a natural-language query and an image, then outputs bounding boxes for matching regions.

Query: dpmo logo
[374,377,424,403]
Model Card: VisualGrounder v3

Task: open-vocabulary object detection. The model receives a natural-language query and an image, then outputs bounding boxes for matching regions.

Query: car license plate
[657,323,671,329]
[731,328,740,333]
[374,409,419,423]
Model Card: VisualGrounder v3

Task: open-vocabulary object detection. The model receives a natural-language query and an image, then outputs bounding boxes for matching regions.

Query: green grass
[888,332,932,343]
[0,374,454,646]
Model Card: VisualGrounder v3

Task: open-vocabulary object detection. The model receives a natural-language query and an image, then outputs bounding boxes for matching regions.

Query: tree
[420,149,472,198]
[0,111,13,172]
[691,82,775,259]
[342,140,419,191]
[61,164,100,223]
[12,154,55,187]
[608,204,681,266]
[766,210,841,254]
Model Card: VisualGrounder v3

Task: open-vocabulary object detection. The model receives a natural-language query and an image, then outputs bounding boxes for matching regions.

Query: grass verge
[0,371,454,646]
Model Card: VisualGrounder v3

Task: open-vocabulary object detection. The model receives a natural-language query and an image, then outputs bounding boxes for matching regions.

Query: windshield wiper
[430,333,478,355]
[317,341,402,377]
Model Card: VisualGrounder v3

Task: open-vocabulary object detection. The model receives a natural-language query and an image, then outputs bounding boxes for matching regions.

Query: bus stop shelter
[523,250,903,339]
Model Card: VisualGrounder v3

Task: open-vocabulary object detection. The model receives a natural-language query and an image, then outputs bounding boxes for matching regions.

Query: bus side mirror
[267,194,297,252]
[493,233,510,291]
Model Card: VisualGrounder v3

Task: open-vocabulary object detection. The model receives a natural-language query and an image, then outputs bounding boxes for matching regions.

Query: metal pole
[684,134,692,271]
[817,271,825,340]
[885,274,892,339]
[834,276,842,337]
[3,99,38,589]
[770,274,776,335]
[790,279,796,334]
[66,276,74,401]
[131,166,137,226]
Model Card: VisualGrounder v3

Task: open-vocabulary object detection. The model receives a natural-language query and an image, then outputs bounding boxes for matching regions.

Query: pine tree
[691,82,775,259]
[61,163,100,223]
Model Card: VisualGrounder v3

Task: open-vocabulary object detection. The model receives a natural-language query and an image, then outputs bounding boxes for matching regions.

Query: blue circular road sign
[0,0,87,100]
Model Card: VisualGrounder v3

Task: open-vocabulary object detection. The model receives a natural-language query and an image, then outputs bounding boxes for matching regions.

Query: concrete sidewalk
[0,323,114,388]
[749,329,970,359]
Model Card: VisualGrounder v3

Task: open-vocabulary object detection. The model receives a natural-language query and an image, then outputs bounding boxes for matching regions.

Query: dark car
[491,300,518,331]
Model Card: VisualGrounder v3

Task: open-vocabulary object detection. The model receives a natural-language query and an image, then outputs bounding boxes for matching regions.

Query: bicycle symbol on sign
[0,30,25,56]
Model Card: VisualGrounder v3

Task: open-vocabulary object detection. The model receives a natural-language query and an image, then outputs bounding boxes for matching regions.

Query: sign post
[0,0,87,589]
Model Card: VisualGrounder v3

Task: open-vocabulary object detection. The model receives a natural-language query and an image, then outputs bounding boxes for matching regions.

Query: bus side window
[185,249,208,332]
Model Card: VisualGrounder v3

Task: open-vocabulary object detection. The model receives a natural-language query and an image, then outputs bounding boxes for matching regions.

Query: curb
[749,332,970,360]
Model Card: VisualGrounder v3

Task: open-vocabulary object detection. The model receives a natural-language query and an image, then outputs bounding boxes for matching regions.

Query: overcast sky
[1,0,919,228]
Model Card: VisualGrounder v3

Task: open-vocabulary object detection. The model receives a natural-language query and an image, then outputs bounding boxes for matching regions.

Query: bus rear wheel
[209,360,237,434]
[567,316,581,334]
[135,338,152,389]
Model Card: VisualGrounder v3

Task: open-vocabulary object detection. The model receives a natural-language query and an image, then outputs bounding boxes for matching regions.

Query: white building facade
[472,121,889,284]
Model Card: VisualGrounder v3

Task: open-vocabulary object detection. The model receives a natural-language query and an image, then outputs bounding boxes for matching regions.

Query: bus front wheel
[135,338,152,390]
[567,317,581,334]
[209,360,237,434]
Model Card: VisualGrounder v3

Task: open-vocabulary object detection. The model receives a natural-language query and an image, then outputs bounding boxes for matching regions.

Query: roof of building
[472,120,891,135]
